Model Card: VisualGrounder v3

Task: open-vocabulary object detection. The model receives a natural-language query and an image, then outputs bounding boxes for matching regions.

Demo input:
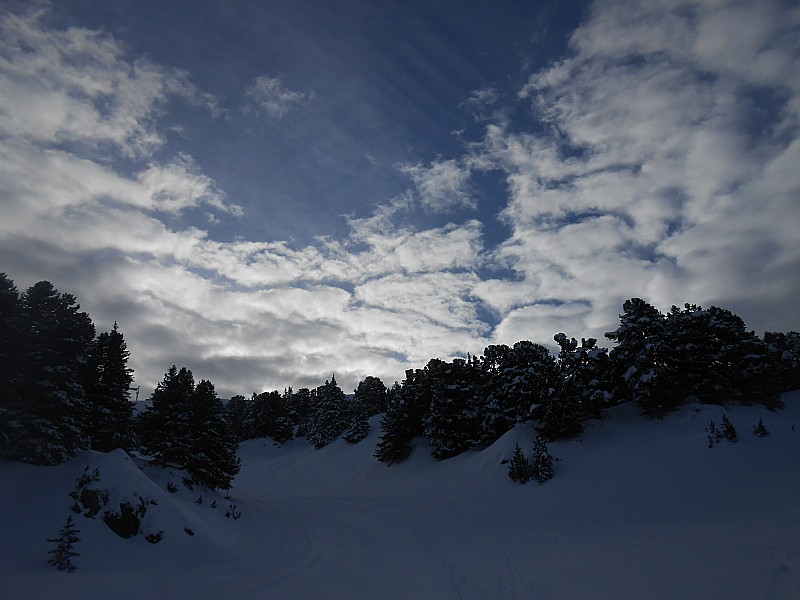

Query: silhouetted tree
[138,366,194,466]
[507,443,532,483]
[14,281,95,464]
[84,323,134,452]
[308,375,347,448]
[186,380,240,491]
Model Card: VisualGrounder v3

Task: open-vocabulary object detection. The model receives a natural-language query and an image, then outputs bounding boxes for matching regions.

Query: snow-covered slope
[2,395,799,599]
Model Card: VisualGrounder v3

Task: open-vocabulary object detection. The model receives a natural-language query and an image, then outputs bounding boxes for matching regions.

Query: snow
[2,395,800,599]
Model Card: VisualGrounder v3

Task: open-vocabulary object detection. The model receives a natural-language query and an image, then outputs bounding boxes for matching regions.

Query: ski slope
[2,394,799,599]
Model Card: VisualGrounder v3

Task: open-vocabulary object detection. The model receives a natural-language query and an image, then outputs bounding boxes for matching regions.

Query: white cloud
[0,10,218,159]
[246,76,311,118]
[399,159,476,212]
[481,0,800,342]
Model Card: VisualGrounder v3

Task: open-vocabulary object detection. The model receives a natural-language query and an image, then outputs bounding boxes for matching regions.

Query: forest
[1,272,799,489]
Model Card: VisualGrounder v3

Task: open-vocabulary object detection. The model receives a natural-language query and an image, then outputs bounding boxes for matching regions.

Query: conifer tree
[606,298,668,414]
[47,515,80,572]
[721,413,738,442]
[753,418,770,437]
[85,323,134,452]
[186,380,240,491]
[138,366,194,466]
[344,394,370,444]
[226,395,248,441]
[0,274,26,456]
[353,376,389,416]
[424,358,482,459]
[375,382,415,464]
[507,443,532,483]
[307,375,347,448]
[531,433,554,484]
[15,281,95,464]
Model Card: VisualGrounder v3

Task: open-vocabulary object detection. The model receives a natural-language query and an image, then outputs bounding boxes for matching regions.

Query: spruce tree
[85,323,134,453]
[721,413,738,442]
[753,418,770,437]
[138,366,194,466]
[47,515,80,572]
[16,281,95,464]
[531,433,554,484]
[0,274,26,457]
[507,443,532,483]
[424,358,482,459]
[307,375,347,448]
[343,394,370,444]
[186,380,240,491]
[605,298,669,414]
[375,382,415,465]
[226,395,248,441]
[353,376,388,416]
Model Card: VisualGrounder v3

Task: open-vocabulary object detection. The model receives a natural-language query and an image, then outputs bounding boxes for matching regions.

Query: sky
[1,0,798,399]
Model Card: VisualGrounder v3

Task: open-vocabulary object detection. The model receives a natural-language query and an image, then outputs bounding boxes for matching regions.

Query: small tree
[754,418,770,437]
[47,515,80,572]
[721,414,738,442]
[531,433,554,484]
[706,420,722,448]
[507,443,532,483]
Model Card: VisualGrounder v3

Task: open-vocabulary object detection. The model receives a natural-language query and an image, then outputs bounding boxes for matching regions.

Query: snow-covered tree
[242,390,294,443]
[84,323,134,453]
[353,376,388,416]
[531,433,554,484]
[13,281,95,464]
[375,372,430,465]
[424,358,482,459]
[480,342,559,443]
[186,380,240,491]
[138,366,194,466]
[554,333,612,419]
[307,375,347,448]
[606,298,669,414]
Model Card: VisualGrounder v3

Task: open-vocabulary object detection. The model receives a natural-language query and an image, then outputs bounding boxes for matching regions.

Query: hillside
[2,394,799,599]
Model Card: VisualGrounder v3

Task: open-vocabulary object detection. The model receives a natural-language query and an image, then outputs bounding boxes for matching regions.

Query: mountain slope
[1,394,799,599]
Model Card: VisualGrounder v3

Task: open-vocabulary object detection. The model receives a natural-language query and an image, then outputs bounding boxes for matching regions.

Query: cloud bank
[1,1,798,399]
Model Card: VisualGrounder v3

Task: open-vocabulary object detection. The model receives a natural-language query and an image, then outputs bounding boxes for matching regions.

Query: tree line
[2,273,799,483]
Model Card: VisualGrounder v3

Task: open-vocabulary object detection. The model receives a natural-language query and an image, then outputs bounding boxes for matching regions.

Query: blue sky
[1,0,798,398]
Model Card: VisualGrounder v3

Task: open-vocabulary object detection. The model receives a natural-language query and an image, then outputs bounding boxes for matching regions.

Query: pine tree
[15,281,95,465]
[531,433,554,484]
[47,515,80,572]
[507,443,532,483]
[605,298,669,414]
[186,380,240,491]
[84,323,134,452]
[0,273,26,457]
[307,375,347,449]
[138,366,194,466]
[375,382,416,465]
[721,413,738,442]
[424,358,482,459]
[753,418,770,437]
[226,395,248,441]
[343,394,370,444]
[353,376,388,416]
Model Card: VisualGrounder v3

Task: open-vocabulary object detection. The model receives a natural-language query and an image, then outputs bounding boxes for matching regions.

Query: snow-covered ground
[2,394,800,599]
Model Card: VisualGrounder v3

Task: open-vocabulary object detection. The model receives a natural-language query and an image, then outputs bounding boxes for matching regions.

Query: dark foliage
[84,323,135,453]
[531,433,554,484]
[47,515,80,572]
[507,443,532,483]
